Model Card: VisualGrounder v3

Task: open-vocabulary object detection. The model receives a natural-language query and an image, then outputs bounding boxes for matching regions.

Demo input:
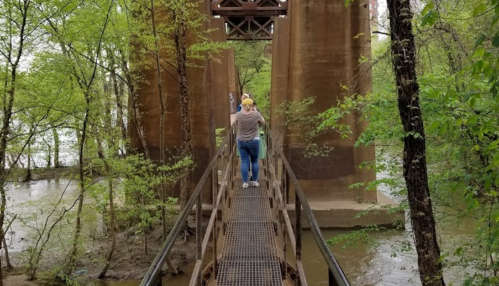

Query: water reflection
[298,230,419,286]
[6,179,80,252]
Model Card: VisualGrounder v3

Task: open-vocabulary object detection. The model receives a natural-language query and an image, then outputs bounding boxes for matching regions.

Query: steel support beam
[211,0,287,40]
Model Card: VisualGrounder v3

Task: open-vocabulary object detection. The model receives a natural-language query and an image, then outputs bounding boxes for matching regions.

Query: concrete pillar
[129,5,231,203]
[208,18,231,137]
[227,48,237,115]
[271,0,376,203]
[270,16,291,143]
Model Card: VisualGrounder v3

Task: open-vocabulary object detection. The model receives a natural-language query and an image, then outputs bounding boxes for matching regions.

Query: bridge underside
[130,0,402,227]
[211,0,287,40]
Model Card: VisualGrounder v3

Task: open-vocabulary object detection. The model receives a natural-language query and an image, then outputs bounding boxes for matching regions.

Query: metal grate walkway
[217,175,283,286]
[140,124,351,286]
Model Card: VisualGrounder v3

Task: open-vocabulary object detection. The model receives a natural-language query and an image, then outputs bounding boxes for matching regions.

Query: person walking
[235,98,265,188]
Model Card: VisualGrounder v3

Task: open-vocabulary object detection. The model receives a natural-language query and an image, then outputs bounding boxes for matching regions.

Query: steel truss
[211,0,288,40]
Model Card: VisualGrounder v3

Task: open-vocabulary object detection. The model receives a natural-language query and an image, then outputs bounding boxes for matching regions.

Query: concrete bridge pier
[129,14,233,203]
[271,0,402,227]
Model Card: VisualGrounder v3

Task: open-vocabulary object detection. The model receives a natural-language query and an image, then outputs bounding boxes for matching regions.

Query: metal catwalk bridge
[140,125,350,286]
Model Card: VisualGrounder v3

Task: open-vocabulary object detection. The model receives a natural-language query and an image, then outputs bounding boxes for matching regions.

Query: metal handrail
[140,122,349,286]
[264,125,350,286]
[140,124,236,286]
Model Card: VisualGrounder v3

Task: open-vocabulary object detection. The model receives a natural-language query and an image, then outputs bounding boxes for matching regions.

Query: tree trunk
[387,1,445,285]
[25,171,80,280]
[26,141,32,181]
[66,106,89,277]
[120,51,151,159]
[46,141,52,168]
[2,215,15,270]
[44,2,113,278]
[0,32,24,286]
[172,11,193,210]
[95,126,117,279]
[111,60,126,142]
[0,4,31,284]
[2,236,11,269]
[173,11,192,211]
[237,71,244,99]
[52,115,61,168]
[0,253,2,286]
[150,0,169,239]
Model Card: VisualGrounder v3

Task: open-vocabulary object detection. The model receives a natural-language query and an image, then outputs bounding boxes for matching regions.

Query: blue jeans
[238,139,260,183]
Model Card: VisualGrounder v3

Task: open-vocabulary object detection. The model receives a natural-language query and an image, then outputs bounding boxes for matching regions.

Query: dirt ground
[4,275,40,286]
[82,225,196,280]
[5,223,198,285]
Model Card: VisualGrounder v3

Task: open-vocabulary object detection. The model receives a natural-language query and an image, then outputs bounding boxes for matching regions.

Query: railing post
[282,168,287,204]
[140,125,236,286]
[295,192,302,286]
[196,193,202,286]
[213,200,218,280]
[282,199,288,281]
[212,161,217,206]
[328,268,340,286]
[231,129,237,195]
[232,153,236,195]
[154,275,162,286]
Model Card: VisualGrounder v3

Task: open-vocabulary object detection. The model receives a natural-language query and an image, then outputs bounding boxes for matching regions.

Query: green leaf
[470,97,477,108]
[422,2,435,15]
[474,47,486,57]
[475,34,486,49]
[468,115,478,125]
[468,199,479,211]
[474,60,484,72]
[464,174,472,182]
[489,140,499,150]
[493,14,499,26]
[493,32,499,47]
[428,121,440,130]
[492,83,499,98]
[473,3,487,16]
[344,0,355,7]
[421,10,437,26]
[438,252,448,263]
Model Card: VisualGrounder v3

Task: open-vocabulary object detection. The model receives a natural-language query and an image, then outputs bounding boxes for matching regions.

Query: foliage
[324,0,499,284]
[246,60,272,119]
[131,0,227,78]
[232,41,272,118]
[276,97,334,158]
[0,0,203,282]
[216,127,225,148]
[327,226,385,249]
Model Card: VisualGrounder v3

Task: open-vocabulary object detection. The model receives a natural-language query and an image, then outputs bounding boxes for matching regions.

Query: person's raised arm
[258,112,265,125]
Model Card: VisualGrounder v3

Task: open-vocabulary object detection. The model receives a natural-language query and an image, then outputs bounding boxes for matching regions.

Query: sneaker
[242,183,249,189]
[251,181,259,187]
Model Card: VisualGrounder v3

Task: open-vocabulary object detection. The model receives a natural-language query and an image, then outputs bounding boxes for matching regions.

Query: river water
[95,227,471,286]
[6,179,474,286]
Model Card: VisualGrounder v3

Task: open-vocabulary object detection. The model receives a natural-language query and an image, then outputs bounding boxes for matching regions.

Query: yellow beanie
[242,98,254,106]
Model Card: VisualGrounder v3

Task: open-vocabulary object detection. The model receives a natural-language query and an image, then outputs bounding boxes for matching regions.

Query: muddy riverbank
[3,178,197,285]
